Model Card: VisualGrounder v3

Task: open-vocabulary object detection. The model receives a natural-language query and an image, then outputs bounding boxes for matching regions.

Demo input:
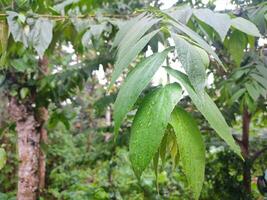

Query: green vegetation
[0,0,267,199]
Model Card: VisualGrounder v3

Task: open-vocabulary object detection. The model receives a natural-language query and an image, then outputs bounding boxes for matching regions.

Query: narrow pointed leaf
[165,67,242,157]
[129,83,182,177]
[114,48,172,135]
[116,14,160,59]
[172,34,206,93]
[110,29,160,86]
[170,107,205,199]
[112,13,145,48]
[231,17,261,37]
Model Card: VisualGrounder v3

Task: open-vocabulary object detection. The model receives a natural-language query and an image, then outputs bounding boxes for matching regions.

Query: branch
[251,146,267,162]
[0,13,136,20]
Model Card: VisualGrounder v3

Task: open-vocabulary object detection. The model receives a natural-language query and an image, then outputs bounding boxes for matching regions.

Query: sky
[160,0,236,10]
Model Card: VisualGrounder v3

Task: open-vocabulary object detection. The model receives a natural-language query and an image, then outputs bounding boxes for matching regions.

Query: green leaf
[129,83,182,177]
[194,45,209,67]
[29,18,53,57]
[114,48,172,136]
[6,11,28,47]
[193,9,231,41]
[110,29,160,86]
[115,13,160,59]
[251,73,267,89]
[112,14,145,49]
[82,24,106,48]
[245,83,260,101]
[170,107,205,200]
[231,17,261,37]
[0,148,6,170]
[163,5,192,24]
[165,67,242,157]
[256,64,267,79]
[169,20,225,70]
[172,34,206,93]
[224,30,247,66]
[20,87,30,99]
[230,88,246,104]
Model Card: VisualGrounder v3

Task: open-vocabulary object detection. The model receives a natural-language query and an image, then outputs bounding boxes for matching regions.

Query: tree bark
[242,107,251,194]
[9,97,40,200]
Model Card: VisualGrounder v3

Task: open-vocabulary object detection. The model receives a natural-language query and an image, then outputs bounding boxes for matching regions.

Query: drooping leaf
[110,29,160,86]
[193,9,231,41]
[114,48,172,136]
[170,107,205,200]
[172,34,206,93]
[165,67,242,157]
[169,20,225,69]
[231,17,261,37]
[0,148,6,170]
[251,73,267,89]
[256,64,267,79]
[6,11,28,47]
[245,83,260,101]
[29,18,53,57]
[224,30,247,66]
[129,83,182,177]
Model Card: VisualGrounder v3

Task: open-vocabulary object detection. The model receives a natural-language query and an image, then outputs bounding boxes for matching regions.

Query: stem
[242,107,251,194]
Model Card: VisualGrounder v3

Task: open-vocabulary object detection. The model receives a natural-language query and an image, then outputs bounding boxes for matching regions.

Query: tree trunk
[9,97,40,200]
[242,107,251,194]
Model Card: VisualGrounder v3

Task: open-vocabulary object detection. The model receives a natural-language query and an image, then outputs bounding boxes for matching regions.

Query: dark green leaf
[170,107,205,199]
[114,48,172,135]
[224,30,247,66]
[129,83,182,177]
[165,67,242,157]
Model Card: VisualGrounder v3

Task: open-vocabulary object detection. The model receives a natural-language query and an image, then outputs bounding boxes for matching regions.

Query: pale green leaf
[172,34,206,93]
[112,13,145,48]
[0,148,6,170]
[231,17,261,37]
[114,48,172,135]
[170,107,205,199]
[169,20,225,70]
[163,5,192,24]
[115,13,160,59]
[129,83,182,177]
[193,9,231,41]
[110,29,160,86]
[6,11,28,47]
[165,67,242,157]
[29,18,53,57]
